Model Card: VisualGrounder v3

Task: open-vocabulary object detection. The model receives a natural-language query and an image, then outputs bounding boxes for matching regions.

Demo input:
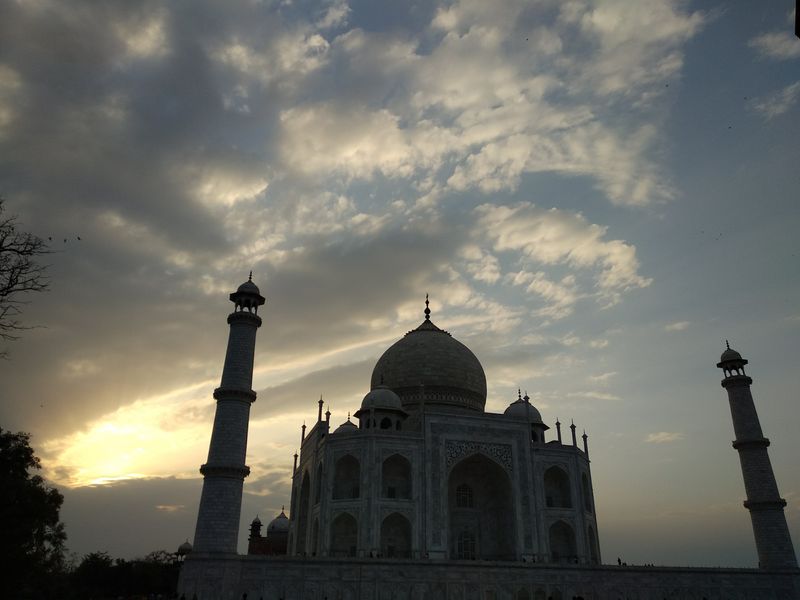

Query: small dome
[360,386,403,411]
[334,418,358,434]
[504,398,543,424]
[267,509,289,534]
[237,279,260,295]
[251,515,262,525]
[720,346,742,363]
[177,540,193,554]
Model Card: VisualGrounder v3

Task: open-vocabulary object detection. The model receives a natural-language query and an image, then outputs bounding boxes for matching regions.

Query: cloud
[645,432,685,443]
[566,391,621,401]
[479,202,651,313]
[748,32,800,61]
[750,81,800,120]
[664,321,690,332]
[589,371,617,383]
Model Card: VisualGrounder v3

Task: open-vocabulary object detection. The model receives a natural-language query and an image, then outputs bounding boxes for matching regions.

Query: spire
[726,339,730,350]
[556,418,562,443]
[248,270,253,282]
[523,390,530,402]
[318,395,324,422]
[517,388,522,401]
[424,293,431,321]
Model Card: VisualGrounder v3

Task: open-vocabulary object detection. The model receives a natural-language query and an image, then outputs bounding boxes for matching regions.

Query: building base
[178,554,800,600]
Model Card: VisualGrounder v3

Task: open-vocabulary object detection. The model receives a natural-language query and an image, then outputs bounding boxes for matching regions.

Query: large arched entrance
[448,453,515,560]
[380,512,412,558]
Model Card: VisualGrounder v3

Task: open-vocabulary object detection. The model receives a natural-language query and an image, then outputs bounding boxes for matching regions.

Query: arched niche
[296,471,310,554]
[548,520,576,563]
[380,512,412,558]
[311,518,319,556]
[314,462,323,504]
[330,512,358,557]
[544,466,572,508]
[333,454,360,500]
[581,472,592,513]
[587,525,599,564]
[448,453,515,560]
[382,454,412,499]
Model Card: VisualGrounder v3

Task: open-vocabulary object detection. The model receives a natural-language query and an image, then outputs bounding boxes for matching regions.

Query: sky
[0,0,798,569]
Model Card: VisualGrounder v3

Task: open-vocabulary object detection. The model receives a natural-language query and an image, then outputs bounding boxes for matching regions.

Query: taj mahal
[177,277,799,599]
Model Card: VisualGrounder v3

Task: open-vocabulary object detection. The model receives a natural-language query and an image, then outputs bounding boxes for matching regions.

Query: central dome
[370,316,487,413]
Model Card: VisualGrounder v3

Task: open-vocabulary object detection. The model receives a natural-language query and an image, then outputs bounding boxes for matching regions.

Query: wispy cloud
[751,81,800,119]
[748,32,800,61]
[665,321,690,332]
[589,371,618,383]
[567,391,621,401]
[645,432,685,443]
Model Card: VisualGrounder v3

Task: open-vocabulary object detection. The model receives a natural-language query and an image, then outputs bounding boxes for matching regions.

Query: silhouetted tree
[0,198,49,358]
[0,428,66,598]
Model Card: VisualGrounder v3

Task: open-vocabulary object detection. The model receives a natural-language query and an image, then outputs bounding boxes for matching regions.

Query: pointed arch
[380,512,412,558]
[587,525,599,564]
[311,518,320,556]
[330,512,358,557]
[448,453,515,560]
[581,472,592,513]
[544,466,572,508]
[333,454,360,499]
[382,454,411,499]
[548,520,576,564]
[314,461,324,504]
[295,471,311,554]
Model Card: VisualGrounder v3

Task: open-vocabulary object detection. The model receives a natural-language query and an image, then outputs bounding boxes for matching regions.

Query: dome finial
[726,339,730,350]
[424,293,431,320]
[248,270,253,282]
[518,388,522,401]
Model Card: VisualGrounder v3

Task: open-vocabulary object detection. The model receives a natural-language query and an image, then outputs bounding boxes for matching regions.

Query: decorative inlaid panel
[445,440,513,472]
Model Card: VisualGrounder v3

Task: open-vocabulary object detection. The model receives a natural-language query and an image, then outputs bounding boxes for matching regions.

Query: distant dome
[504,398,543,424]
[360,386,403,411]
[334,418,358,434]
[267,509,289,534]
[371,317,487,413]
[177,540,193,555]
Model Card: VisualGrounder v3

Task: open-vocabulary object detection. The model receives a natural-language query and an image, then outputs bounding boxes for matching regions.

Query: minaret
[717,342,797,569]
[193,274,265,554]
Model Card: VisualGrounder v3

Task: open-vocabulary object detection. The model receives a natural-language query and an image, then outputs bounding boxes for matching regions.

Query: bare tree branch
[0,198,50,357]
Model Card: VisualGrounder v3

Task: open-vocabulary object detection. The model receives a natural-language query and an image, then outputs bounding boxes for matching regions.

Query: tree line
[1,428,182,599]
